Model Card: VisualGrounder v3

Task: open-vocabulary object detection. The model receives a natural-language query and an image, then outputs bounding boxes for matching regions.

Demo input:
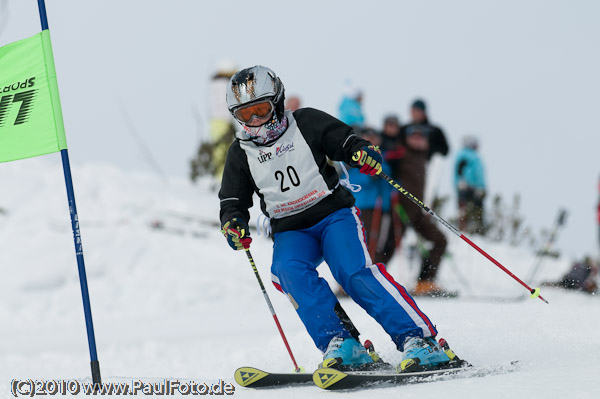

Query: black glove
[221,218,252,250]
[351,145,383,176]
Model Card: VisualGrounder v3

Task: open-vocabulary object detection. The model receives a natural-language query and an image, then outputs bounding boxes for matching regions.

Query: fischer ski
[234,367,313,388]
[312,361,520,390]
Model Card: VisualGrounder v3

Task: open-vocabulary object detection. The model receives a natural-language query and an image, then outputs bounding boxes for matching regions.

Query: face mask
[241,113,288,145]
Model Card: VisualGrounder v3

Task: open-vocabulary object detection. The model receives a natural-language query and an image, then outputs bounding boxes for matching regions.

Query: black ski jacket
[219,108,369,233]
[399,118,449,160]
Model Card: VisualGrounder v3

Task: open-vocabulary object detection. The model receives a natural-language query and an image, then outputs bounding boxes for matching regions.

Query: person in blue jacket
[338,81,365,128]
[347,127,396,265]
[454,136,486,233]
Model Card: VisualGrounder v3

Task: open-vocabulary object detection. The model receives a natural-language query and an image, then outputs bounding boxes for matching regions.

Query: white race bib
[240,111,332,219]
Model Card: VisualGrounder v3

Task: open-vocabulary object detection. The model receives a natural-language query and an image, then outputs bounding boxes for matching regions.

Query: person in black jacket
[380,115,405,181]
[398,99,450,297]
[378,115,406,262]
[219,66,457,370]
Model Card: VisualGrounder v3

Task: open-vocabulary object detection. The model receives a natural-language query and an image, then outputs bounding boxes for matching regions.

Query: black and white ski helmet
[226,65,285,122]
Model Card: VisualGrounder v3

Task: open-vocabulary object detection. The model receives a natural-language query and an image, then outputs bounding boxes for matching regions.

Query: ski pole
[378,171,549,304]
[244,248,303,372]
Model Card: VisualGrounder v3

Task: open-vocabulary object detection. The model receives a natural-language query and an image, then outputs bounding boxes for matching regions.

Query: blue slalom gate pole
[37,0,101,384]
[60,150,102,384]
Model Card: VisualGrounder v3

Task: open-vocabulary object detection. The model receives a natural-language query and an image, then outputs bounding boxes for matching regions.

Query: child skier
[219,65,459,371]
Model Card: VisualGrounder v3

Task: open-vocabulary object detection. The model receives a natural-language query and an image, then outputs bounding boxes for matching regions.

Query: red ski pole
[244,248,303,371]
[378,171,548,304]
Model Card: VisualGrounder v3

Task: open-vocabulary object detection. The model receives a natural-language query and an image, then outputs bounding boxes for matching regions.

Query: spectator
[398,99,450,297]
[378,114,406,259]
[542,256,598,294]
[347,127,396,265]
[285,95,302,111]
[338,81,364,128]
[380,115,404,180]
[190,61,237,181]
[454,135,486,234]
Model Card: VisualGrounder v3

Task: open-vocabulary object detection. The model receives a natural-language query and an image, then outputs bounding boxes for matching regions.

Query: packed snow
[0,157,598,398]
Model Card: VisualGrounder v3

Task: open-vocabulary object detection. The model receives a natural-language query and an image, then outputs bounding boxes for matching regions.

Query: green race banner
[0,30,67,163]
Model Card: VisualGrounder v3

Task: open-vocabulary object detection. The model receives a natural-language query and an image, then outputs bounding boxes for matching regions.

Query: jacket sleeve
[218,141,255,226]
[428,126,449,159]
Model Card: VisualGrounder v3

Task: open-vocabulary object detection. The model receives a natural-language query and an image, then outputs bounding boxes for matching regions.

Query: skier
[219,66,460,371]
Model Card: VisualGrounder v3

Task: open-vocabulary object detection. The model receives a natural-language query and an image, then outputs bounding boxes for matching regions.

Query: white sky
[1,0,599,258]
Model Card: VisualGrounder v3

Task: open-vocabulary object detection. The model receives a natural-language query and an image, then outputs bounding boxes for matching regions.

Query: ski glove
[221,218,252,250]
[352,145,383,176]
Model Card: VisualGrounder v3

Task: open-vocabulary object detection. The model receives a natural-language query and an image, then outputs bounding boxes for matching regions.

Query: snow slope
[0,158,598,398]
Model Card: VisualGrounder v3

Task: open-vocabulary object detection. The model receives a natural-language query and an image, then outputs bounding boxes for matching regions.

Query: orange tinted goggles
[234,101,274,123]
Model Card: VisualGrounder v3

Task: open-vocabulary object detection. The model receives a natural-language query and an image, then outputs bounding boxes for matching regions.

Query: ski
[234,367,313,388]
[313,361,520,390]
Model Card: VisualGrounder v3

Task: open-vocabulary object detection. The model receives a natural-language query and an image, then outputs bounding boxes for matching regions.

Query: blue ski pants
[271,207,437,352]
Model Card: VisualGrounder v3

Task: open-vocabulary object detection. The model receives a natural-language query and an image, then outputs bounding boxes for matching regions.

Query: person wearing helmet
[219,66,459,371]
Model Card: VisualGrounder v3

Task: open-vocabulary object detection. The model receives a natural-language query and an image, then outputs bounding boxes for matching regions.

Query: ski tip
[313,368,348,390]
[234,367,269,387]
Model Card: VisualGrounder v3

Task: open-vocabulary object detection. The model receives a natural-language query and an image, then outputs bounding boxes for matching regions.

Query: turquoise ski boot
[399,336,452,372]
[321,337,374,370]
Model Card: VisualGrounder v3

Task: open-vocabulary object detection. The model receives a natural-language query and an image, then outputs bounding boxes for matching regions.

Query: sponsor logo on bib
[257,149,273,163]
[275,142,295,157]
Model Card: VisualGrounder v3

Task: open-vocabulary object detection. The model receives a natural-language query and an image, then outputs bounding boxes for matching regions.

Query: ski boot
[398,336,469,373]
[320,337,374,371]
